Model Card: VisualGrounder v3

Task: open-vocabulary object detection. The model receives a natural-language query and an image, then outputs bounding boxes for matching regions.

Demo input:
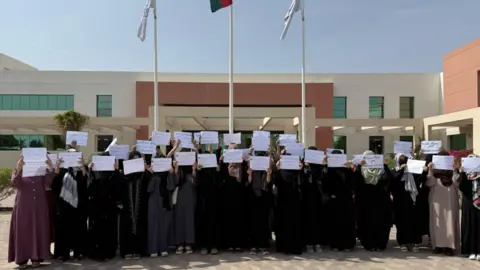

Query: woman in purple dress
[8,155,55,269]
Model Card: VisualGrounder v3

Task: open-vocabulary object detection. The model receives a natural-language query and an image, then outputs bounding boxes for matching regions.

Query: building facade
[3,36,480,169]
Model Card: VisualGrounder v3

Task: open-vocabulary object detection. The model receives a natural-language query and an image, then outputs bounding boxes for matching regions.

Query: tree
[0,168,14,202]
[54,110,89,145]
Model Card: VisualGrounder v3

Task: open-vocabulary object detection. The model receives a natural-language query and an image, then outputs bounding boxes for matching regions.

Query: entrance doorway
[369,136,384,154]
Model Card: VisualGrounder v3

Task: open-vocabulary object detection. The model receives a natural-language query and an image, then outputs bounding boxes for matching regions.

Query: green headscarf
[360,150,383,185]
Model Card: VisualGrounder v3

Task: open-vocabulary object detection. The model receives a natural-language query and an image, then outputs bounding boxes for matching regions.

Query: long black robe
[301,164,328,247]
[321,166,356,250]
[87,170,121,261]
[118,170,150,257]
[247,171,273,249]
[354,164,392,251]
[459,172,480,255]
[52,168,89,260]
[195,166,221,250]
[218,160,248,249]
[390,169,427,246]
[274,169,303,255]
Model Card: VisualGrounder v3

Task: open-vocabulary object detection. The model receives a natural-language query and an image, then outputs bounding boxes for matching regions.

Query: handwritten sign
[421,141,441,154]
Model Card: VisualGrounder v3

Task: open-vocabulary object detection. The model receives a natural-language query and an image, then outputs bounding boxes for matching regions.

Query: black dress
[354,165,392,251]
[274,169,304,255]
[118,171,151,257]
[390,169,427,246]
[87,170,121,261]
[301,164,328,247]
[247,171,273,249]
[459,172,480,256]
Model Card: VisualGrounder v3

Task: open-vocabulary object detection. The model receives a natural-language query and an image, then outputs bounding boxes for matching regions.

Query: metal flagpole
[300,1,306,144]
[228,5,234,134]
[153,5,159,131]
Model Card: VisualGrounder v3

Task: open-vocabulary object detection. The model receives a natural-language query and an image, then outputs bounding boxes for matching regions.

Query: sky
[1,0,480,73]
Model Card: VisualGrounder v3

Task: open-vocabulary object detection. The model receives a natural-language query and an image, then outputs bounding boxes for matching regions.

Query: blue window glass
[0,95,74,110]
[369,96,384,119]
[333,97,347,118]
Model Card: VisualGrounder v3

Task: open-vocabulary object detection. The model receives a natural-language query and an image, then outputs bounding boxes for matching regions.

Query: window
[97,95,112,117]
[449,134,467,150]
[96,135,114,152]
[399,136,413,142]
[333,97,347,118]
[0,135,65,151]
[399,97,414,118]
[369,96,384,119]
[369,136,384,154]
[333,136,347,152]
[0,95,74,110]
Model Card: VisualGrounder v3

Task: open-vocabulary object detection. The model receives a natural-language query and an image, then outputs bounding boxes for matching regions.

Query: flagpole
[228,4,234,134]
[300,1,306,144]
[153,6,159,131]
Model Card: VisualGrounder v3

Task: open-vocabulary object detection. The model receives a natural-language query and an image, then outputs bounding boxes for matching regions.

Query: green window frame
[96,95,112,117]
[399,97,414,119]
[333,97,347,118]
[369,96,384,119]
[399,136,413,142]
[0,95,74,110]
[0,135,65,151]
[333,135,347,153]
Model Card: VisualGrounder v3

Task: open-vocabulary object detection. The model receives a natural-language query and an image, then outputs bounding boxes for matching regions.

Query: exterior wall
[0,54,37,71]
[443,38,480,113]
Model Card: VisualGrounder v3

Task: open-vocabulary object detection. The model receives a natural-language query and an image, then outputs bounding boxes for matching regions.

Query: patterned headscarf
[360,150,383,185]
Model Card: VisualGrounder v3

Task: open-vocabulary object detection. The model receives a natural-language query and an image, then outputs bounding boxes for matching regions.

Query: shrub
[0,168,14,201]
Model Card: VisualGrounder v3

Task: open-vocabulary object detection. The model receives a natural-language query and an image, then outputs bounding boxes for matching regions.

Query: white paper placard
[352,155,363,165]
[152,158,172,172]
[279,155,300,170]
[278,134,296,145]
[22,162,48,177]
[326,148,344,155]
[151,131,171,146]
[66,131,88,146]
[363,154,384,169]
[327,154,347,168]
[200,131,219,145]
[194,132,201,143]
[91,156,115,171]
[174,132,194,149]
[285,143,304,157]
[394,141,412,154]
[406,159,425,174]
[462,157,480,173]
[174,152,196,166]
[304,150,324,164]
[421,141,442,154]
[109,145,129,160]
[123,158,145,175]
[48,154,58,169]
[223,149,243,163]
[59,152,83,168]
[197,154,218,168]
[22,147,47,163]
[432,155,454,170]
[253,130,270,138]
[223,133,241,145]
[250,156,270,171]
[136,140,156,155]
[252,136,270,151]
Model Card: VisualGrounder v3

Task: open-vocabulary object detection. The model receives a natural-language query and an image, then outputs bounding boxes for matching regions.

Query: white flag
[280,0,304,40]
[137,0,156,42]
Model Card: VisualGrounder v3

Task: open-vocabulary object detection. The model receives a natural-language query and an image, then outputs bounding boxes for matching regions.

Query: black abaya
[274,169,303,255]
[458,172,480,256]
[321,166,356,250]
[118,171,150,257]
[87,170,121,261]
[390,169,427,246]
[354,165,392,251]
[247,171,272,249]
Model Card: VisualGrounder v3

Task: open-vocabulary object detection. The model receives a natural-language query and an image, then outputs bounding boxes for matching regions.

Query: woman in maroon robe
[8,155,55,269]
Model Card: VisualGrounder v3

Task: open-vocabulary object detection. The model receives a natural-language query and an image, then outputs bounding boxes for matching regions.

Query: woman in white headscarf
[354,150,393,251]
[390,153,427,252]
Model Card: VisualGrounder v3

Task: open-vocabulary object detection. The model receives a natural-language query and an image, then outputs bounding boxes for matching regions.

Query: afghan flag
[210,0,232,13]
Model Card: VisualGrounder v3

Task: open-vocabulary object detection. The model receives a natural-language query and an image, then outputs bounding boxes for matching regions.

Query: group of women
[7,138,480,268]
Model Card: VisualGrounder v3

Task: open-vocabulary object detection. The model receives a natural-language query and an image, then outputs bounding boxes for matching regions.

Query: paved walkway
[0,212,479,269]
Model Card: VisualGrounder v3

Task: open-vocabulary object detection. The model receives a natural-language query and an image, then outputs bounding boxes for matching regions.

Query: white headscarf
[395,153,418,203]
[360,150,383,185]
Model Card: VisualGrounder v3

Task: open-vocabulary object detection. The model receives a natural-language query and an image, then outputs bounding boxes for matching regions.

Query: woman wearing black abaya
[354,150,392,252]
[302,146,327,253]
[52,148,89,261]
[195,145,222,255]
[458,154,480,260]
[321,150,356,251]
[417,154,433,244]
[274,154,304,255]
[218,144,248,251]
[118,151,151,259]
[87,152,121,261]
[390,153,427,252]
[246,151,273,255]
